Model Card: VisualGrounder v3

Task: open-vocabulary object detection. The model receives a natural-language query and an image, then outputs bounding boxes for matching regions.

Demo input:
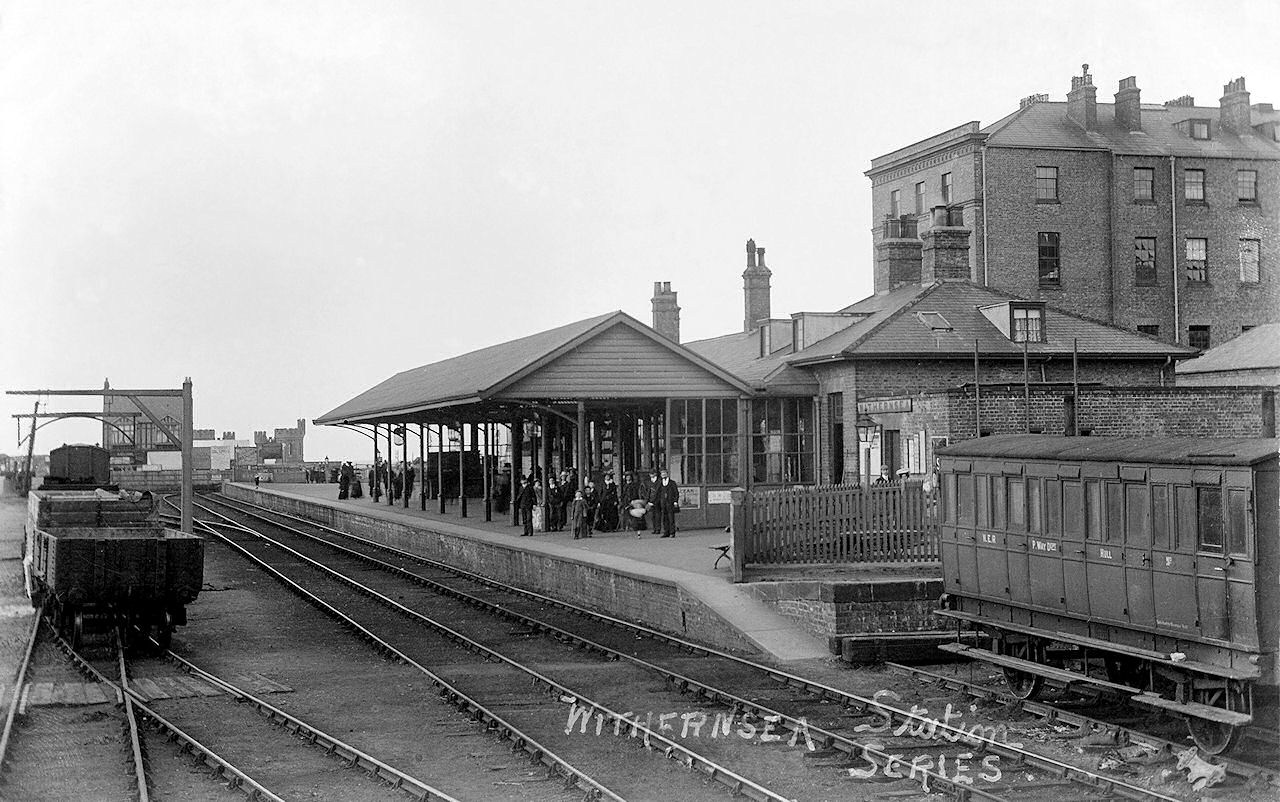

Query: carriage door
[1121,467,1156,632]
[1084,470,1128,624]
[1153,469,1199,639]
[940,459,977,600]
[1058,468,1089,618]
[1193,470,1257,647]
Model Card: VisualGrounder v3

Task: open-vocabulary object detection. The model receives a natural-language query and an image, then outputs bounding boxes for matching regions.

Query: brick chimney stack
[1114,76,1142,131]
[921,206,972,282]
[1066,63,1097,130]
[1219,77,1252,133]
[742,238,772,332]
[651,281,681,343]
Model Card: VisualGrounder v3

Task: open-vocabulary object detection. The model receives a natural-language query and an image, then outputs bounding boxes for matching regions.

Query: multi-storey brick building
[867,67,1280,349]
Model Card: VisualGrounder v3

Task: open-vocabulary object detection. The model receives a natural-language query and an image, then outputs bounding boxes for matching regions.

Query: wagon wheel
[149,610,174,653]
[999,638,1044,700]
[1187,682,1249,755]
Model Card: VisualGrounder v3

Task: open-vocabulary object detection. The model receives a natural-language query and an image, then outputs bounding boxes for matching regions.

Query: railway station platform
[221,483,941,663]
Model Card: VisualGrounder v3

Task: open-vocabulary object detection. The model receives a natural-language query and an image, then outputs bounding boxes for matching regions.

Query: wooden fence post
[730,486,748,583]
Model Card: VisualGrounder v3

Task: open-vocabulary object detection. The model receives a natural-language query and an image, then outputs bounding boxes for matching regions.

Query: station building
[316,231,1208,527]
[866,67,1280,349]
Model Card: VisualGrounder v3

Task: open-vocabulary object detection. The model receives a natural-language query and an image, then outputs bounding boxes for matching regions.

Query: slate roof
[682,331,818,393]
[788,282,1196,366]
[1176,323,1280,374]
[314,311,750,424]
[982,101,1280,160]
[938,434,1277,466]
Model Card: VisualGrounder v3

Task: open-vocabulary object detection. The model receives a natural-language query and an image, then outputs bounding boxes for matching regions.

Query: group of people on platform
[515,467,679,540]
[336,458,419,503]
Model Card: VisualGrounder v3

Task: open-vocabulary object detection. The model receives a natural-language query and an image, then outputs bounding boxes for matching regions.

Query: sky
[2,0,1277,462]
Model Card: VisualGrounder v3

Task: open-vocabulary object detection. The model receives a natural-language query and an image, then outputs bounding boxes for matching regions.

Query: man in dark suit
[652,469,680,538]
[516,478,537,536]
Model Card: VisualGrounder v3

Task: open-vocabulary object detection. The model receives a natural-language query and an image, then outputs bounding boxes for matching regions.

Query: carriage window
[1197,487,1223,553]
[1086,481,1103,540]
[1008,479,1026,530]
[976,475,990,527]
[943,474,956,524]
[957,474,974,526]
[1125,484,1151,546]
[1045,480,1062,535]
[1105,483,1124,543]
[992,477,1006,530]
[1027,479,1042,533]
[1175,486,1196,550]
[1227,489,1249,556]
[1151,484,1169,548]
[1063,481,1083,538]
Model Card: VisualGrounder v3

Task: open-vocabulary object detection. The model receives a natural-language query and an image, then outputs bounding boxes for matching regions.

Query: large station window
[669,399,739,485]
[750,398,814,484]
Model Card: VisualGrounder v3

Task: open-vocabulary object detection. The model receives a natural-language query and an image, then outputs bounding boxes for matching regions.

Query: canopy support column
[419,424,427,510]
[459,423,467,518]
[511,417,521,527]
[386,424,394,507]
[437,424,446,514]
[576,402,586,491]
[483,422,492,522]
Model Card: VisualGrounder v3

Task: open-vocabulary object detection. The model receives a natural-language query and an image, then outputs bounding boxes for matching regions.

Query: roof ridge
[838,281,942,355]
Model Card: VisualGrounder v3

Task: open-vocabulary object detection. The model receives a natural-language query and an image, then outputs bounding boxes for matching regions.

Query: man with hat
[651,468,680,538]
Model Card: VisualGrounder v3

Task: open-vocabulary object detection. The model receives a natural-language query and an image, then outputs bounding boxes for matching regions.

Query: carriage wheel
[1187,683,1249,755]
[999,637,1044,700]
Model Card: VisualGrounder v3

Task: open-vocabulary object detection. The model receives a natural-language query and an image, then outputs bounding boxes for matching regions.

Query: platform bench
[710,543,731,569]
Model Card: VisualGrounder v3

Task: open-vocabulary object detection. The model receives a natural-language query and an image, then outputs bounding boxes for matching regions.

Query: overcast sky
[2,0,1276,462]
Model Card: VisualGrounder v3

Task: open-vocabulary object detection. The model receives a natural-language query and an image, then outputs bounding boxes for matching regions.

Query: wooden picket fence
[746,480,939,565]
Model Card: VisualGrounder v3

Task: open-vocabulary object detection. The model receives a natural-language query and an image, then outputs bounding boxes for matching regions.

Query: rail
[746,480,938,565]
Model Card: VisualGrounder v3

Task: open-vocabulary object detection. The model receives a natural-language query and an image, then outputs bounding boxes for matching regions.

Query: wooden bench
[710,543,731,569]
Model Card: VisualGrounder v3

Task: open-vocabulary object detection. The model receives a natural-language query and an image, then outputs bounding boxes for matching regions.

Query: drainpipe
[1170,156,1181,344]
[981,143,990,286]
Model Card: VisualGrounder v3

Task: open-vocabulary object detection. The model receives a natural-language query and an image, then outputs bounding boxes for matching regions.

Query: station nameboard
[856,397,912,414]
[706,489,733,505]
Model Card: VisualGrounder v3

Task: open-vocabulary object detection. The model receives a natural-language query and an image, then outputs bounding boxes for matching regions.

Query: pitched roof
[683,330,818,393]
[788,281,1196,365]
[982,101,1280,160]
[1176,323,1280,374]
[315,311,751,424]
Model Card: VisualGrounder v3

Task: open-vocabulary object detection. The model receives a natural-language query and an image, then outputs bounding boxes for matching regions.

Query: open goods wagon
[43,443,113,490]
[24,489,203,649]
[934,435,1277,754]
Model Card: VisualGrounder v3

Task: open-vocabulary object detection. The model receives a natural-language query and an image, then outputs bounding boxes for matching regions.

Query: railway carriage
[934,435,1277,754]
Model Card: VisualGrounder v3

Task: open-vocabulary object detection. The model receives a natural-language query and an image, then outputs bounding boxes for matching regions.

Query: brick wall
[747,579,945,638]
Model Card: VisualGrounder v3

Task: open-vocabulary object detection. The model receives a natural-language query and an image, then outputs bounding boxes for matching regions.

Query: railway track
[886,661,1279,796]
[177,491,1227,801]
[0,604,463,800]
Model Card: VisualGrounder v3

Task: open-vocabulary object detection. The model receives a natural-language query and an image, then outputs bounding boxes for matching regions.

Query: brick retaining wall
[746,578,945,640]
[223,483,758,653]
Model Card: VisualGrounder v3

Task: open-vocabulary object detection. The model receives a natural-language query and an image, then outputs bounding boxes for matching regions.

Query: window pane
[1185,238,1207,282]
[941,172,952,204]
[943,474,956,523]
[1237,170,1257,202]
[1188,325,1211,350]
[1008,479,1026,530]
[890,189,901,218]
[1027,478,1042,533]
[958,474,973,526]
[704,400,721,434]
[992,476,1006,529]
[1106,483,1124,543]
[1175,486,1196,549]
[1152,485,1169,548]
[1133,167,1154,201]
[1227,489,1249,555]
[1184,169,1205,201]
[1134,237,1157,286]
[1086,481,1103,540]
[1063,481,1083,538]
[915,181,925,214]
[1045,480,1062,535]
[976,475,990,527]
[1197,487,1223,552]
[1035,166,1058,201]
[1125,484,1150,546]
[1038,232,1060,285]
[1240,239,1260,283]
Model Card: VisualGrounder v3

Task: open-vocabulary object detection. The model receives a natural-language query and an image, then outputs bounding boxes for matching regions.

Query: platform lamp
[855,415,878,486]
